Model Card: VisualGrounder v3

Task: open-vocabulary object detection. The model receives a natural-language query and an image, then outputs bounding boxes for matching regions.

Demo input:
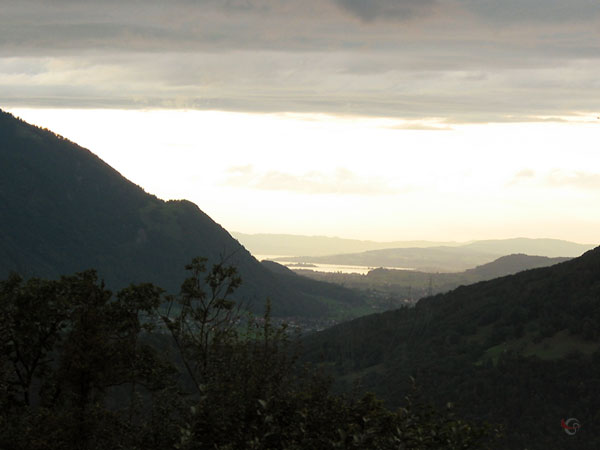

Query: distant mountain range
[232,232,459,257]
[461,238,594,257]
[235,232,593,265]
[278,246,495,272]
[276,238,593,272]
[302,246,600,449]
[297,253,572,300]
[0,110,365,318]
[463,253,571,279]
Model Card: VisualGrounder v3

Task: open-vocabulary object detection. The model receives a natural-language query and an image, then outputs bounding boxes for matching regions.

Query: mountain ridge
[277,240,591,272]
[0,109,365,317]
[232,232,460,256]
[235,232,593,259]
[302,246,600,449]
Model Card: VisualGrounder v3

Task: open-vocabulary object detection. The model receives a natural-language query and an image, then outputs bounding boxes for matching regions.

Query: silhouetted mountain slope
[261,260,298,276]
[0,110,365,317]
[303,247,600,449]
[462,237,592,258]
[262,260,365,307]
[463,253,570,279]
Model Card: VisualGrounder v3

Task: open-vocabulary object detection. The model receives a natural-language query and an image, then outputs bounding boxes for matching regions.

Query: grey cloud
[2,53,599,123]
[334,0,437,21]
[0,1,342,54]
[225,166,400,195]
[462,0,600,24]
[1,0,600,123]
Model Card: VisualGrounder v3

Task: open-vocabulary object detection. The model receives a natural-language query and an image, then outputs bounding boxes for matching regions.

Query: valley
[1,109,598,449]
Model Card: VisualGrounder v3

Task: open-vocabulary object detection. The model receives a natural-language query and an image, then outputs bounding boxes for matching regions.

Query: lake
[254,255,413,275]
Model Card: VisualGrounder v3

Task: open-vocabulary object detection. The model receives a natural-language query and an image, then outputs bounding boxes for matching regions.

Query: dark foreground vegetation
[0,259,498,450]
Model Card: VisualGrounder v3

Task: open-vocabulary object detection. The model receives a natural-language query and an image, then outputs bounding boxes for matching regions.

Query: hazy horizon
[6,107,600,244]
[233,231,595,247]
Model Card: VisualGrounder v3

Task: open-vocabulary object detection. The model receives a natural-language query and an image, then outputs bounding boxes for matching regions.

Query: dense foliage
[0,260,497,449]
[303,247,600,449]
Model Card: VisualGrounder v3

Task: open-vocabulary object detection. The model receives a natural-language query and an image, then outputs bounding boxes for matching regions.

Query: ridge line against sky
[7,107,600,243]
[2,0,600,243]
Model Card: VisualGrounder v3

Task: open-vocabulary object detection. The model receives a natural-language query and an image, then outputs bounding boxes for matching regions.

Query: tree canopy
[0,260,497,450]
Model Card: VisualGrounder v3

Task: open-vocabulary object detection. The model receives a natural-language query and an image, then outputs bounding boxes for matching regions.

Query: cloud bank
[509,169,600,191]
[1,0,599,122]
[334,0,437,21]
[225,165,401,195]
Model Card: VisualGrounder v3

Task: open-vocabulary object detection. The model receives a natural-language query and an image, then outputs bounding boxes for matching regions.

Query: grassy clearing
[478,329,599,365]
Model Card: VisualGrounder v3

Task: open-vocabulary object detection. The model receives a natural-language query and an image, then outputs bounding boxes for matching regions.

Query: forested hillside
[0,110,364,317]
[0,262,498,450]
[303,247,600,449]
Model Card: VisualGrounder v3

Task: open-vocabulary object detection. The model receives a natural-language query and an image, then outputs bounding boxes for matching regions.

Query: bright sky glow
[3,0,600,244]
[7,108,600,243]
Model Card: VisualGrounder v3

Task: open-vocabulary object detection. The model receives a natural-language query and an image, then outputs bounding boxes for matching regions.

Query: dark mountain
[261,260,298,276]
[462,237,592,258]
[463,253,571,279]
[303,247,600,449]
[0,109,365,317]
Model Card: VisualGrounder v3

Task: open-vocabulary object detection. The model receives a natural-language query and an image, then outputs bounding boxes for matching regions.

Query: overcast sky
[3,0,600,122]
[2,0,600,243]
